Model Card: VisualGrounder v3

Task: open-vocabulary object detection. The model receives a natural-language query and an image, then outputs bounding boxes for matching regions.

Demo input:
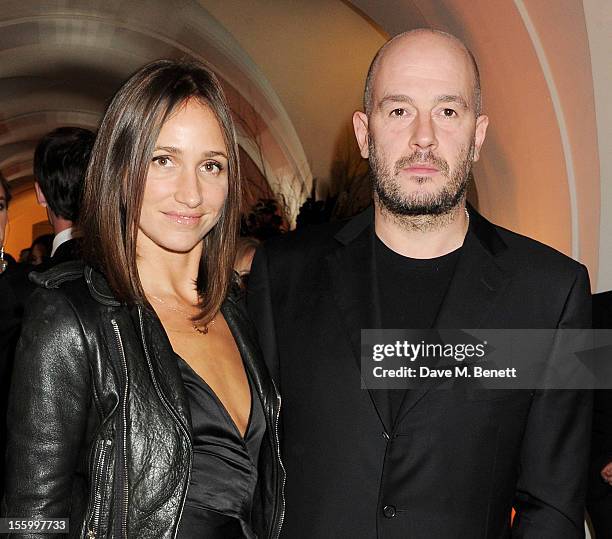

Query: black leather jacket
[2,262,285,538]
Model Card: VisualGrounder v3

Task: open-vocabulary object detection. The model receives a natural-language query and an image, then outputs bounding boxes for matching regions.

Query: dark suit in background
[588,291,612,538]
[248,207,592,538]
[0,263,21,499]
[46,236,81,267]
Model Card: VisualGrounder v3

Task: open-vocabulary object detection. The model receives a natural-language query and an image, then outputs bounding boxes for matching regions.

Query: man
[249,29,592,538]
[33,126,95,267]
[588,292,612,538]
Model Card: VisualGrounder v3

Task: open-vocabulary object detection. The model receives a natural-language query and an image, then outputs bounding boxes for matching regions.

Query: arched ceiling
[0,0,316,208]
[0,0,607,288]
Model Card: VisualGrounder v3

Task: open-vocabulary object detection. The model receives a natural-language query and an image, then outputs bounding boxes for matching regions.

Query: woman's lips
[162,211,203,225]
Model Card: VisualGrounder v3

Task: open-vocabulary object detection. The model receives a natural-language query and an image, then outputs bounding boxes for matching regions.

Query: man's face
[354,33,488,216]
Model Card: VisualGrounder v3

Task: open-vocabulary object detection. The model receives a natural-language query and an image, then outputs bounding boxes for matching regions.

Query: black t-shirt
[374,235,462,424]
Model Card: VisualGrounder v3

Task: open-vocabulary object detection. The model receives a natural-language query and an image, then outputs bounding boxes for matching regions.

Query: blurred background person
[17,249,30,265]
[0,172,19,500]
[0,173,13,273]
[588,291,612,538]
[25,234,52,267]
[33,127,95,268]
[234,236,260,289]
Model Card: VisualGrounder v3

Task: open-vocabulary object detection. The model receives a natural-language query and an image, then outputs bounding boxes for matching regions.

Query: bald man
[249,30,591,538]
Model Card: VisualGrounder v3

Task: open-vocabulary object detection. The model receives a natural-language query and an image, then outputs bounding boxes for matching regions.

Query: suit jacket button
[383,505,396,518]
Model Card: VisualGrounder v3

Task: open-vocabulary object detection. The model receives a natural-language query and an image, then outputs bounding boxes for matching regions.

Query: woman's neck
[136,234,202,303]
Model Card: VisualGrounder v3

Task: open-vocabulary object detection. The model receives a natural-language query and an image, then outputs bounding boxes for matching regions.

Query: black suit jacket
[39,237,81,271]
[248,207,592,539]
[587,292,612,538]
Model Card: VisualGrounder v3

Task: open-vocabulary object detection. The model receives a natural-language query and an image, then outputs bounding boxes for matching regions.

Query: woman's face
[138,99,229,256]
[0,184,8,247]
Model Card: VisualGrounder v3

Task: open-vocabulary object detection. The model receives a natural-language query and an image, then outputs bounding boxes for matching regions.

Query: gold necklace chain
[148,293,215,335]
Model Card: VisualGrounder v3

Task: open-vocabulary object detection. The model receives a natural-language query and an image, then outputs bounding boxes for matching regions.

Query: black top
[374,234,461,330]
[374,234,462,424]
[176,354,266,539]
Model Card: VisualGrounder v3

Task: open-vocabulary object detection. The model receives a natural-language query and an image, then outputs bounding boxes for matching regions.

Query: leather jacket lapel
[222,293,278,409]
[222,291,285,539]
[134,306,192,435]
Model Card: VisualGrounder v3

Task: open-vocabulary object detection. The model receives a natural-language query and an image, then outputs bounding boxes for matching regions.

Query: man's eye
[441,108,457,117]
[390,108,407,117]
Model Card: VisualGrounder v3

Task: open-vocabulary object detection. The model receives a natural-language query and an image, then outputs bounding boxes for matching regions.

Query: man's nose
[409,113,437,151]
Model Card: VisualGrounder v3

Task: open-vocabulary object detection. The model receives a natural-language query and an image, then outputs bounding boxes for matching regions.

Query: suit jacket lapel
[394,217,511,427]
[326,206,512,430]
[326,210,393,432]
[433,227,509,328]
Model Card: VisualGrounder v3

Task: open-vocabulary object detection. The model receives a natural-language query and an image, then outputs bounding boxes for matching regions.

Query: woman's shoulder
[27,261,121,318]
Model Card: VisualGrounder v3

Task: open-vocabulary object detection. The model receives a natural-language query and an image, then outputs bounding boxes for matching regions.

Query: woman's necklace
[148,293,215,335]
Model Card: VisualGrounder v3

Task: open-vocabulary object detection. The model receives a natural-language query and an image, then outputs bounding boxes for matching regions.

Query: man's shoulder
[263,219,349,258]
[485,218,586,280]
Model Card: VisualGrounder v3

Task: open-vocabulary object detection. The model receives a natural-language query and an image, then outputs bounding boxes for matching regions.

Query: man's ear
[353,111,370,159]
[34,182,47,207]
[472,114,489,162]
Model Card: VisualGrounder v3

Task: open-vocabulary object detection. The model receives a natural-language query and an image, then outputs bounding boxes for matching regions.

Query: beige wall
[200,0,387,188]
[4,188,48,258]
[584,0,612,292]
[349,0,601,287]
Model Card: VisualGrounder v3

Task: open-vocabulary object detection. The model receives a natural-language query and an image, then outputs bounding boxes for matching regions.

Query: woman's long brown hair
[80,59,240,324]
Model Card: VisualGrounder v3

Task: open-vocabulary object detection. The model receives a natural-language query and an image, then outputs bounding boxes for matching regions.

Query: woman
[1,172,18,500]
[0,172,13,273]
[4,60,284,538]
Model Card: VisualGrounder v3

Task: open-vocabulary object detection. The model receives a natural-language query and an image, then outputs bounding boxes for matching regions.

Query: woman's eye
[202,161,222,174]
[0,203,5,211]
[152,156,172,167]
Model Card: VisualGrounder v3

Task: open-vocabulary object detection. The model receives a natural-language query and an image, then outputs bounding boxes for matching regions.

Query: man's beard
[369,136,475,217]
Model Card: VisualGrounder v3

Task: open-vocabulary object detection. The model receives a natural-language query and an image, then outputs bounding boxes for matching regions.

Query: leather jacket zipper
[86,439,112,538]
[137,307,192,539]
[271,384,286,539]
[111,320,130,538]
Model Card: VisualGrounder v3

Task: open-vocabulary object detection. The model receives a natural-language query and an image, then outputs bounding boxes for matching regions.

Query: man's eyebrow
[435,94,469,109]
[377,94,470,110]
[378,94,415,108]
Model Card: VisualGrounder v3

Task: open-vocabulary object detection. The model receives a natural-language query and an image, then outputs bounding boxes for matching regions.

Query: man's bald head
[363,29,481,117]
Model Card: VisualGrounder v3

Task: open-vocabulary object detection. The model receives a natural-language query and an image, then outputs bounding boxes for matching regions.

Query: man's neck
[374,202,469,259]
[50,215,73,236]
